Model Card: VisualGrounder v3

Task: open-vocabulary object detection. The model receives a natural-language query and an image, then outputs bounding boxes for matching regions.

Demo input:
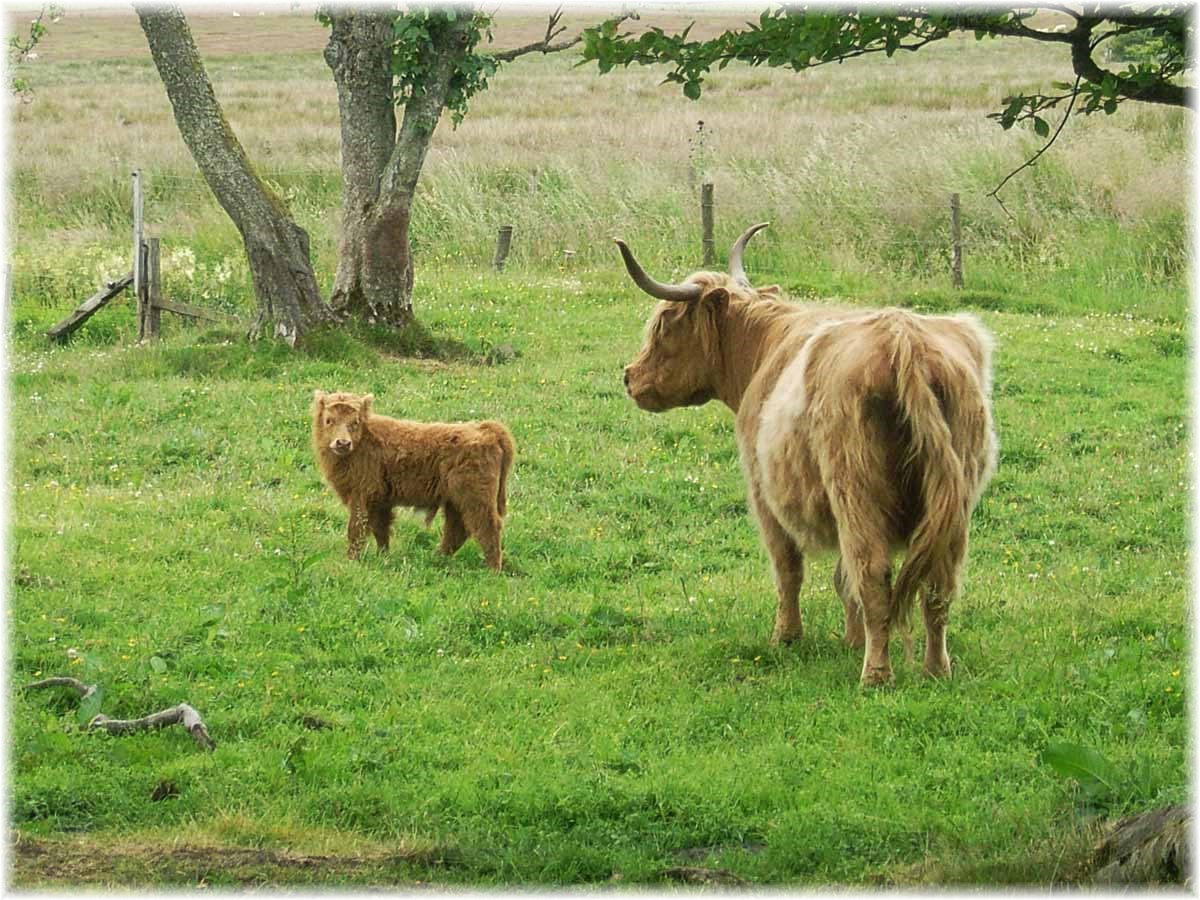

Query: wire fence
[135,166,1025,268]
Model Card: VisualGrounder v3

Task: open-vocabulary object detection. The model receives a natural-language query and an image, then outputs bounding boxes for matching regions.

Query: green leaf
[301,549,332,571]
[149,655,168,675]
[1033,116,1050,138]
[199,604,224,627]
[1040,741,1121,799]
[683,80,702,100]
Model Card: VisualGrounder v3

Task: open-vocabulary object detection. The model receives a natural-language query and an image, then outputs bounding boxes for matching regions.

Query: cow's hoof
[769,627,802,646]
[923,654,952,679]
[860,664,893,687]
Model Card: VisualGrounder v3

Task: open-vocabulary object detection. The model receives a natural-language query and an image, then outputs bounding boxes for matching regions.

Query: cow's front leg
[346,499,369,560]
[752,496,804,644]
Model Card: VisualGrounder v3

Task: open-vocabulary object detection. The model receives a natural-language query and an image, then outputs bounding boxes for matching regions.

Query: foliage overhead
[318,5,607,127]
[8,5,60,97]
[581,6,1191,138]
[387,7,495,126]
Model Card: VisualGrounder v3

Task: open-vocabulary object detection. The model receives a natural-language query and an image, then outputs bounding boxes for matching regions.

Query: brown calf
[311,391,515,571]
[618,226,997,684]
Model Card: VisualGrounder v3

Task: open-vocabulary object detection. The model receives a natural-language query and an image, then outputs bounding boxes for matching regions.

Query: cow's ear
[312,390,326,411]
[360,393,374,416]
[705,287,729,312]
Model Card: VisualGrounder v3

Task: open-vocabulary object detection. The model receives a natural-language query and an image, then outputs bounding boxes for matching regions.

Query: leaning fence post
[700,182,715,267]
[133,170,146,339]
[146,237,162,340]
[950,192,963,289]
[492,225,513,272]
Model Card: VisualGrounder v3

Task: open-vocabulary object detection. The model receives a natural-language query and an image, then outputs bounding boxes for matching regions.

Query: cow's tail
[886,314,985,634]
[481,421,515,517]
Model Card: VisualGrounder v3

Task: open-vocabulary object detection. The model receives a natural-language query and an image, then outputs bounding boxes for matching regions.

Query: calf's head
[618,223,768,413]
[312,390,373,457]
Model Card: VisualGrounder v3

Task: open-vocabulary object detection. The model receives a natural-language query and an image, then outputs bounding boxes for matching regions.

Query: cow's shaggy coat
[618,230,997,684]
[311,391,515,571]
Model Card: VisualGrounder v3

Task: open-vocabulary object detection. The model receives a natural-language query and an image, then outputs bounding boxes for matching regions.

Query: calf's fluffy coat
[312,391,514,570]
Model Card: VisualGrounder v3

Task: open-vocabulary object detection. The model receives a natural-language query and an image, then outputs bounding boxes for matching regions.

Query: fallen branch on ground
[23,676,216,751]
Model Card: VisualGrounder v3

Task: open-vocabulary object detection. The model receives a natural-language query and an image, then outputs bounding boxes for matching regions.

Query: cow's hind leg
[834,559,865,649]
[752,494,804,645]
[439,503,469,557]
[921,587,953,678]
[921,555,962,678]
[368,504,395,552]
[839,540,894,686]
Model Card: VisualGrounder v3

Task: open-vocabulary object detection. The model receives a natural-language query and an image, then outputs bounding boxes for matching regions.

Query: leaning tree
[138,5,339,344]
[582,6,1191,196]
[138,4,617,343]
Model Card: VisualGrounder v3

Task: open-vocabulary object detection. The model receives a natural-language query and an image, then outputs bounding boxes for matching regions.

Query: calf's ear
[312,390,326,411]
[360,393,374,416]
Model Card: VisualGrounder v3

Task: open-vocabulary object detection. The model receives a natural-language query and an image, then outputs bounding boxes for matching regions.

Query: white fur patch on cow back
[753,320,841,550]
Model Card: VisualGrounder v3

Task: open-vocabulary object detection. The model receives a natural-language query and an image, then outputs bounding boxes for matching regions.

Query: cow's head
[618,223,768,413]
[312,390,373,457]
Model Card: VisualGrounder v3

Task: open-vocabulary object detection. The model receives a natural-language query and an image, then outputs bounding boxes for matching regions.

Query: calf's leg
[439,503,469,557]
[346,499,369,560]
[462,502,503,572]
[368,504,395,552]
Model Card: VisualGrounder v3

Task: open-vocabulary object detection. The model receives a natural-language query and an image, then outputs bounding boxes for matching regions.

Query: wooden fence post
[700,182,715,267]
[133,170,146,339]
[492,225,513,272]
[146,237,162,340]
[950,192,963,289]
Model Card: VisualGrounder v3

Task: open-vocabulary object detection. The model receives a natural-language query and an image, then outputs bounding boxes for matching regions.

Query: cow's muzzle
[330,438,353,456]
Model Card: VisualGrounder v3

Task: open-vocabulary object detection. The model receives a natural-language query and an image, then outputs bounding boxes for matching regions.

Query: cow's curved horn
[729,222,770,287]
[614,239,703,303]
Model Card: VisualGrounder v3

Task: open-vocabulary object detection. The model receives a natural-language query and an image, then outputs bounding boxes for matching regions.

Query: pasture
[7,7,1189,887]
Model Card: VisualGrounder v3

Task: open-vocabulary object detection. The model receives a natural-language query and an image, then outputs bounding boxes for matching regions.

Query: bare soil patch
[10,832,446,888]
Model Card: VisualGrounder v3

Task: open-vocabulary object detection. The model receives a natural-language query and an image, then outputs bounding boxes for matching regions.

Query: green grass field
[7,8,1189,888]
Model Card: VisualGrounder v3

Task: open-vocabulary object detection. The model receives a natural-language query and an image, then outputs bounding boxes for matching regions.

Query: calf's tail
[481,422,515,517]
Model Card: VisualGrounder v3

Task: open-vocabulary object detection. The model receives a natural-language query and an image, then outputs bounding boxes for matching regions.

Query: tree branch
[493,8,634,62]
[1067,19,1189,106]
[492,6,573,61]
[92,705,216,751]
[23,676,216,751]
[989,76,1081,216]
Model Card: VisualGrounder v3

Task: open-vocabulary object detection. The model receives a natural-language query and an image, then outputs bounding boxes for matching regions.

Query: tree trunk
[325,8,474,328]
[137,5,336,345]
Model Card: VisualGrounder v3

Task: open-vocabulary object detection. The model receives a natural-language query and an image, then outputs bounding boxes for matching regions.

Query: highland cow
[311,391,514,571]
[616,225,997,685]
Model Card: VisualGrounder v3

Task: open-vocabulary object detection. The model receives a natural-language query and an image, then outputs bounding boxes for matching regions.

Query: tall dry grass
[8,7,1189,318]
